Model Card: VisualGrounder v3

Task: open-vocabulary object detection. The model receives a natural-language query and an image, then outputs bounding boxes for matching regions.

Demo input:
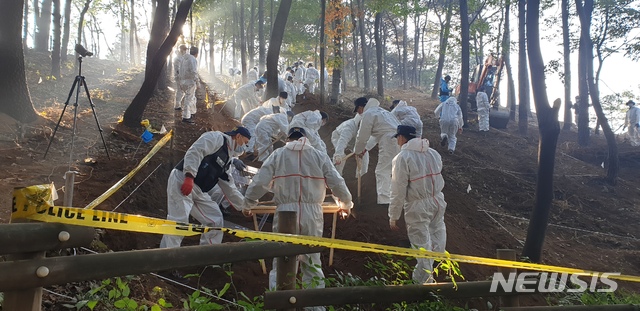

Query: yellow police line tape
[11,185,640,284]
[84,130,173,210]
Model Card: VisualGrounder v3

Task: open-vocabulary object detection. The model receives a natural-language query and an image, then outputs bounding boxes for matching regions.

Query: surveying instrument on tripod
[44,44,110,161]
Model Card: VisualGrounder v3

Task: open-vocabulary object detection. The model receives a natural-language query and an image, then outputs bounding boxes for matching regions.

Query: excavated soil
[1,54,639,310]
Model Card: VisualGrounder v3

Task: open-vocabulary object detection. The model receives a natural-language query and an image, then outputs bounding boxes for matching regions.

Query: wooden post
[63,171,75,207]
[252,213,268,274]
[328,212,337,266]
[275,211,298,311]
[356,157,362,205]
[497,249,519,307]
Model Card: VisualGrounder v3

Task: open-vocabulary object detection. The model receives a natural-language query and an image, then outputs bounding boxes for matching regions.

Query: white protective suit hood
[362,98,381,113]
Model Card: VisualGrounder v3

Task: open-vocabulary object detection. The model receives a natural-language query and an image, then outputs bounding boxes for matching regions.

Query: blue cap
[225,126,251,139]
[288,127,306,137]
[393,125,417,138]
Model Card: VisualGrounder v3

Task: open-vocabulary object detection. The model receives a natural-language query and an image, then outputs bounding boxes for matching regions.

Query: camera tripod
[44,56,110,160]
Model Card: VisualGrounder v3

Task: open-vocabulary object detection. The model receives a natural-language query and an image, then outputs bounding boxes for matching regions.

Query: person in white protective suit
[390,100,424,138]
[229,80,265,119]
[323,68,329,93]
[177,47,199,123]
[476,90,490,132]
[173,44,188,111]
[285,76,297,107]
[353,97,400,205]
[160,127,253,249]
[208,160,249,217]
[294,63,306,95]
[434,97,464,154]
[261,91,289,113]
[305,63,320,94]
[388,125,447,285]
[244,127,353,310]
[289,110,329,154]
[254,113,289,161]
[625,100,640,146]
[247,66,259,82]
[331,114,373,177]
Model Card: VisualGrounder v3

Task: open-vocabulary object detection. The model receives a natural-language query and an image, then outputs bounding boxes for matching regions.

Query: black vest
[175,139,230,192]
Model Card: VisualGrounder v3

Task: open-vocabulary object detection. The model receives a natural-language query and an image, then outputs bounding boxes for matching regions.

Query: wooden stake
[275,211,298,311]
[329,212,338,266]
[356,157,362,205]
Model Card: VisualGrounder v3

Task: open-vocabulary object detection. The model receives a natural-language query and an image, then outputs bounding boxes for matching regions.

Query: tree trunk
[258,0,265,72]
[374,12,383,96]
[23,0,29,50]
[130,0,136,65]
[120,0,126,62]
[123,0,194,127]
[240,0,247,84]
[518,0,529,135]
[349,0,360,88]
[146,0,169,87]
[413,0,420,87]
[402,3,408,90]
[330,0,343,105]
[576,0,618,185]
[576,0,590,146]
[503,0,516,121]
[51,0,62,78]
[0,0,38,123]
[459,0,470,128]
[157,0,171,90]
[521,0,562,263]
[248,0,255,68]
[76,0,91,53]
[430,3,453,99]
[35,0,53,52]
[265,0,292,99]
[209,20,215,77]
[220,17,227,75]
[232,1,238,69]
[561,0,572,130]
[320,0,326,105]
[358,0,370,92]
[61,0,72,61]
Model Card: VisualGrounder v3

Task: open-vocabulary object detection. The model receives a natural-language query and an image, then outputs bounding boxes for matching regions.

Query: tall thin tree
[430,1,453,99]
[518,0,530,135]
[561,0,572,130]
[503,0,517,122]
[459,0,470,127]
[374,12,384,96]
[521,0,562,263]
[61,0,72,61]
[265,0,292,99]
[258,0,265,72]
[358,0,370,92]
[123,0,194,127]
[320,0,326,105]
[240,0,247,84]
[51,0,62,78]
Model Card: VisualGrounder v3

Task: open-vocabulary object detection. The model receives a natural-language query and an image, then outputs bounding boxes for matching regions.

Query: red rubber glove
[181,176,194,196]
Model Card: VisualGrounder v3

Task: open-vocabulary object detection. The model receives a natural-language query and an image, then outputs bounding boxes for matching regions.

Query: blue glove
[232,158,246,171]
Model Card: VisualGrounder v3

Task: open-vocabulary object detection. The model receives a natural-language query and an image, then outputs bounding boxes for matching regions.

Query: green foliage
[62,276,172,311]
[552,289,640,306]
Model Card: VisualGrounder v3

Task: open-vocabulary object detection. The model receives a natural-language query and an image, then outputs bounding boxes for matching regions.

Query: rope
[112,163,163,212]
[479,209,640,241]
[481,209,525,246]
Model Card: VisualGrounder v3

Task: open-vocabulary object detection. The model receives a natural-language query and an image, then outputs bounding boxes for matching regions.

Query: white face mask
[231,140,247,157]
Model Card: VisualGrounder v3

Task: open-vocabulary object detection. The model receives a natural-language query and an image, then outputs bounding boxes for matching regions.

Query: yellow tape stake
[84,130,173,210]
[12,185,640,283]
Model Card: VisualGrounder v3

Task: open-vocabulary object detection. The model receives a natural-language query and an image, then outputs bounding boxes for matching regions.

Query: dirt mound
[3,54,640,309]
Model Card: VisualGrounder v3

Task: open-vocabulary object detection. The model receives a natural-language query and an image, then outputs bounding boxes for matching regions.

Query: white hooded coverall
[160,132,247,248]
[289,110,327,154]
[255,113,289,161]
[245,137,352,310]
[391,101,424,138]
[294,66,306,94]
[178,54,198,119]
[330,115,371,177]
[626,105,640,146]
[354,98,400,204]
[173,51,187,110]
[247,68,259,82]
[241,106,273,151]
[476,91,490,131]
[230,82,261,119]
[389,138,447,284]
[435,97,464,152]
[305,67,320,94]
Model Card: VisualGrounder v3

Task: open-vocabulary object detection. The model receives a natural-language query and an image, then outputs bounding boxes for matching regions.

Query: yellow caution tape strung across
[13,185,210,236]
[11,185,640,284]
[84,130,173,210]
